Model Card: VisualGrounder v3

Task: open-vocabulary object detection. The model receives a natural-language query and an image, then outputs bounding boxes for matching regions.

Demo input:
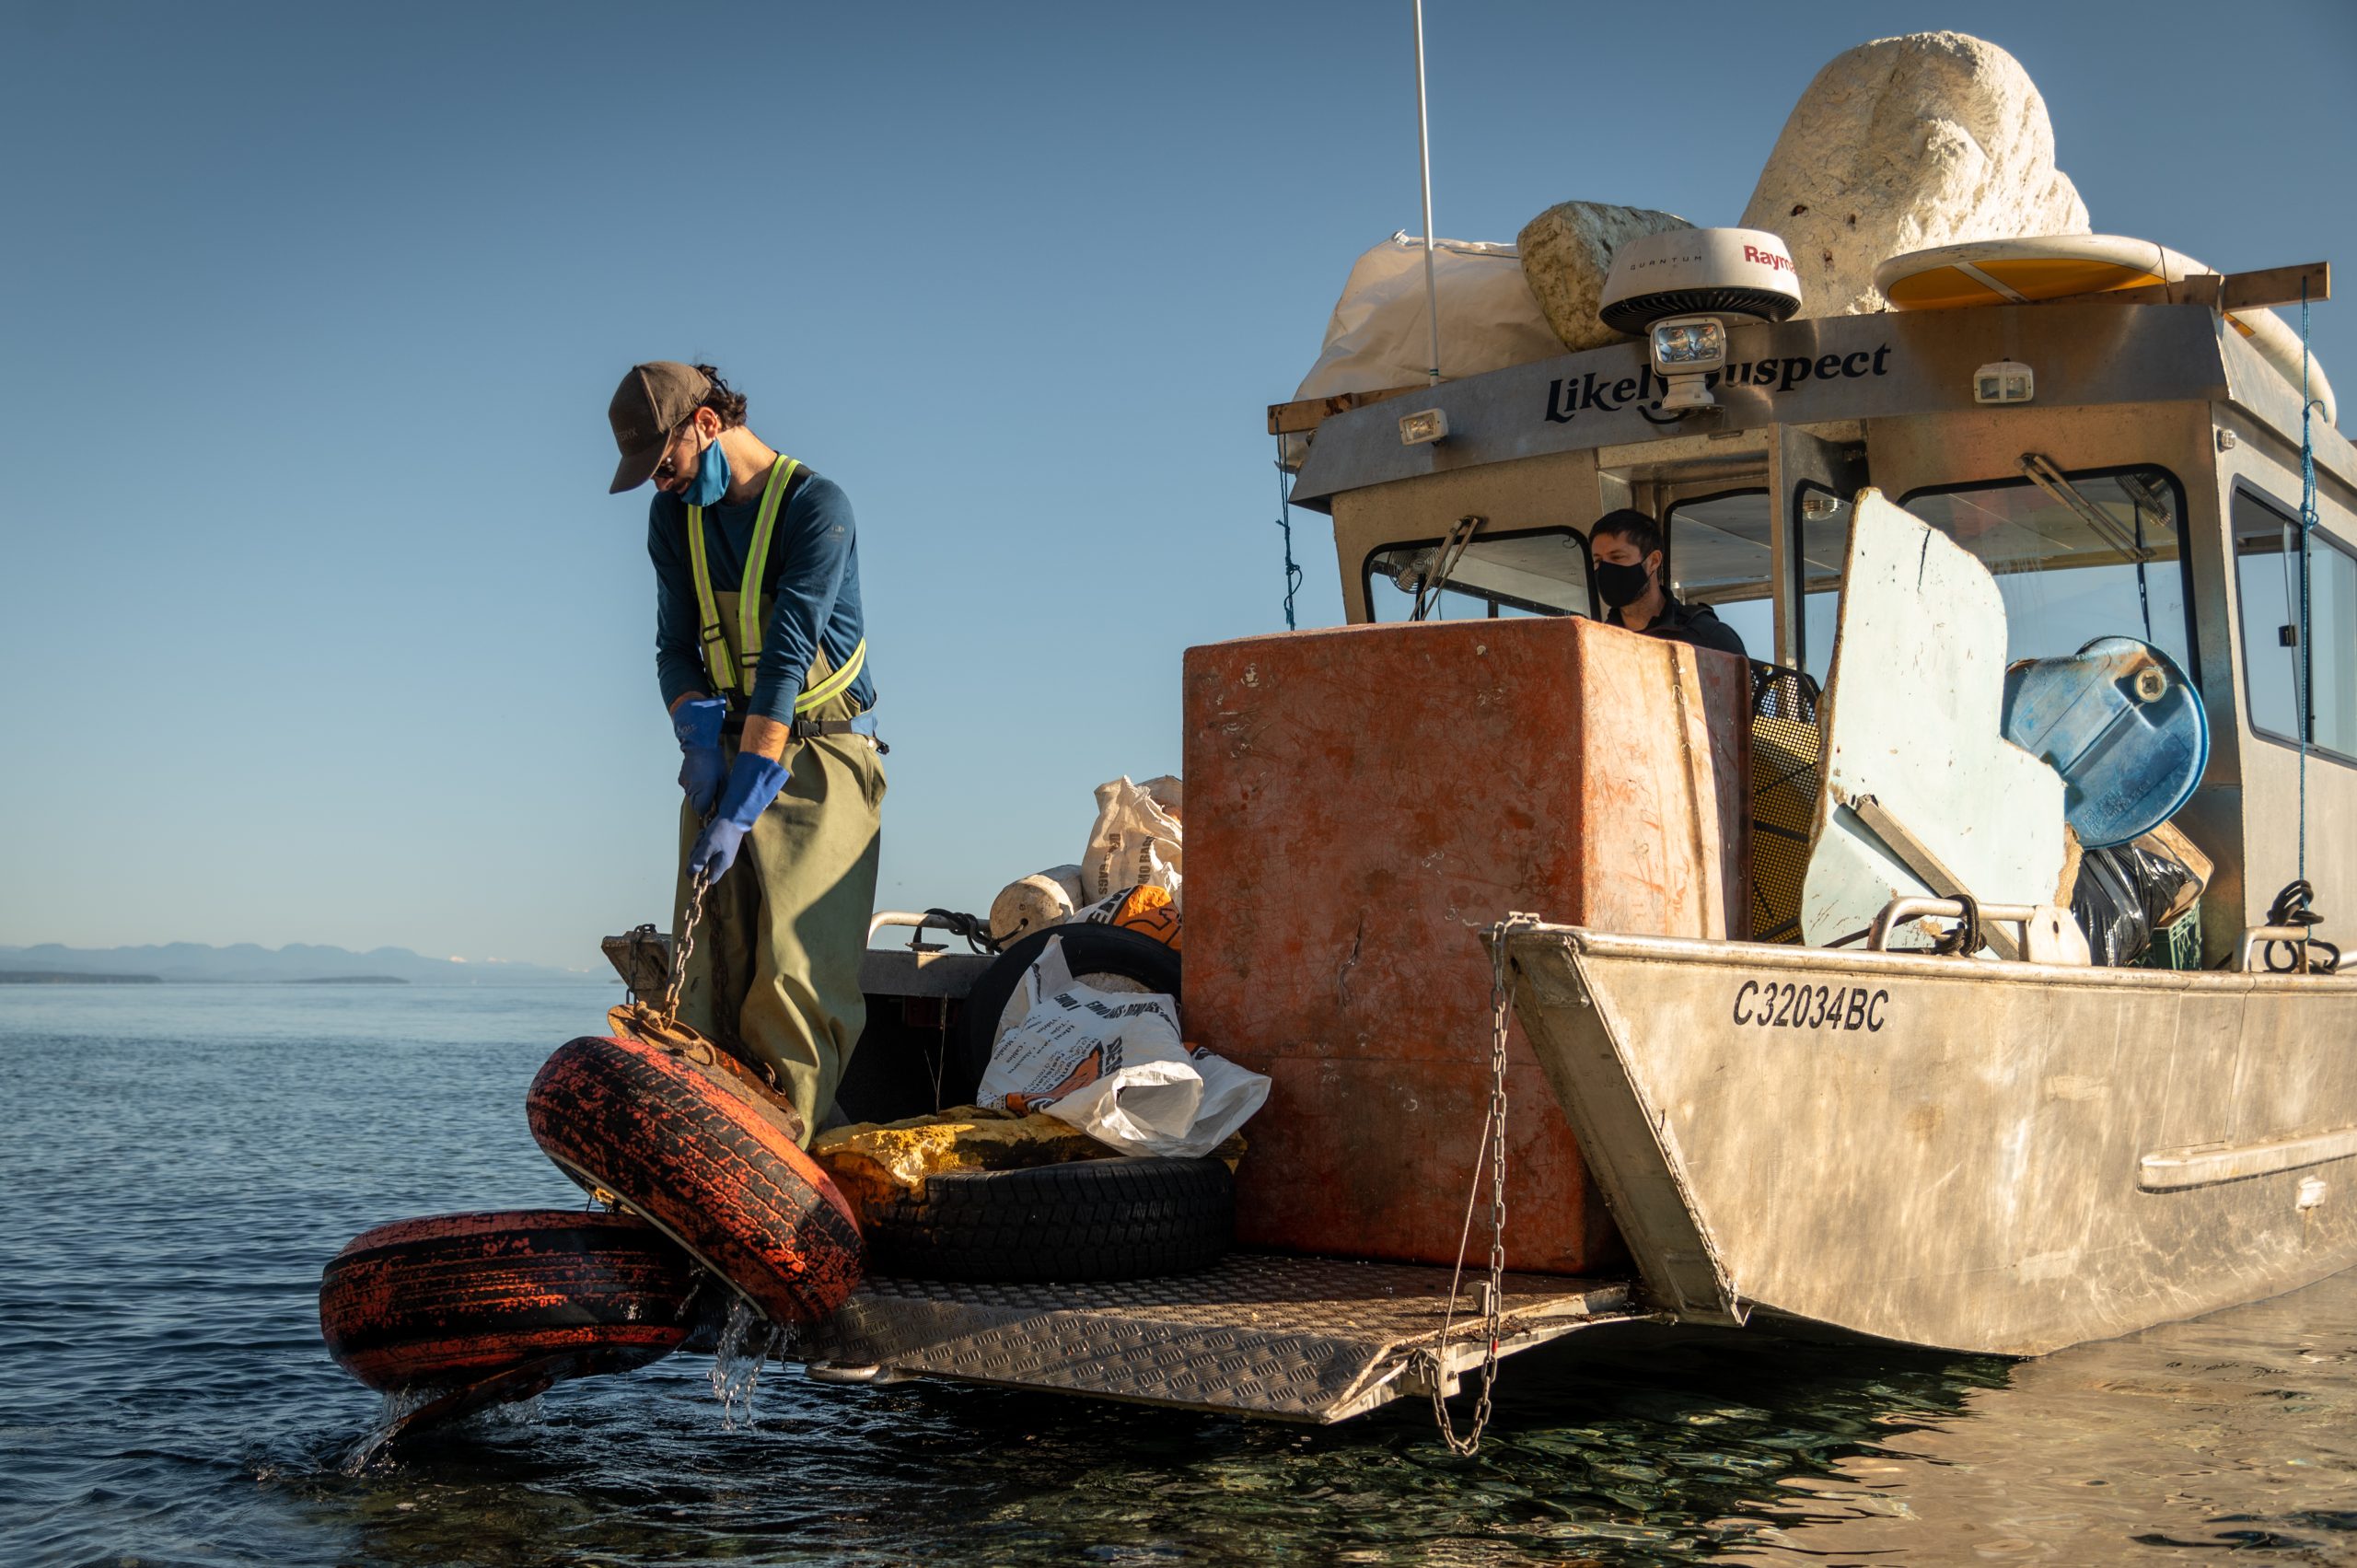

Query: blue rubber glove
[687,749,791,883]
[671,698,727,816]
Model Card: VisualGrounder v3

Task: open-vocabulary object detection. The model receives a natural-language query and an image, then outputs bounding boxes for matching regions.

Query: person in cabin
[1589,507,1748,660]
[605,361,885,1146]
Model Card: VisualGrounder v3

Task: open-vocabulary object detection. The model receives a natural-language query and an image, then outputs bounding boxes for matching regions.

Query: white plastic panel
[1800,490,2067,947]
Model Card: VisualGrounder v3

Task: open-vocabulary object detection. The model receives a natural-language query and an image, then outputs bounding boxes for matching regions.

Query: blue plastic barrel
[2001,637,2209,849]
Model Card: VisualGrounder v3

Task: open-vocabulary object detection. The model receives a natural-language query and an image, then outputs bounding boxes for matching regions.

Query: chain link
[1430,912,1543,1455]
[660,868,714,1022]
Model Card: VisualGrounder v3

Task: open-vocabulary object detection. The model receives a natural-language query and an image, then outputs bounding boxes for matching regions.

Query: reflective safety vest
[686,454,867,715]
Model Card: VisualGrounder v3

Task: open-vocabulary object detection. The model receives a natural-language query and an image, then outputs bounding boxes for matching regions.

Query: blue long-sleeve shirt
[647,466,877,726]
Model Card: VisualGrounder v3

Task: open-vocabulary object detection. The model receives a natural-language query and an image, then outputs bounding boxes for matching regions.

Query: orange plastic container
[1183,616,1749,1274]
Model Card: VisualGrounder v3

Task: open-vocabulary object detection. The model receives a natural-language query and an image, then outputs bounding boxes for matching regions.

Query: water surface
[3,983,2351,1566]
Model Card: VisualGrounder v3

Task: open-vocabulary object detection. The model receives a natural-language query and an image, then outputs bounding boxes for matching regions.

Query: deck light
[1399,407,1450,446]
[1974,360,2036,404]
[1599,229,1802,414]
[1650,316,1726,410]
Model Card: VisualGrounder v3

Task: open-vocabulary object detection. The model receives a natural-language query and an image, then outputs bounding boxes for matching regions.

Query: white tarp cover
[1290,232,1562,410]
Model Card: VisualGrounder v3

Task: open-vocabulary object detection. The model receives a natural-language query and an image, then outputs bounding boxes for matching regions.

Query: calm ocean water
[2,981,2351,1567]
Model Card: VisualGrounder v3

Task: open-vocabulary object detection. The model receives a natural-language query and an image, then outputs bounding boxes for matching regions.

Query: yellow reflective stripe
[685,504,734,694]
[737,458,799,691]
[686,456,869,714]
[795,637,865,714]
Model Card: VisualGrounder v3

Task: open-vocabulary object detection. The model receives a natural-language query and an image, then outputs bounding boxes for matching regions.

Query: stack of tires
[318,922,1233,1430]
[318,1029,866,1426]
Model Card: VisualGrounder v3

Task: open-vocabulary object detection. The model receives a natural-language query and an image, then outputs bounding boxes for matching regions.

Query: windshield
[1364,527,1592,621]
[1666,489,1773,664]
[1900,466,2194,675]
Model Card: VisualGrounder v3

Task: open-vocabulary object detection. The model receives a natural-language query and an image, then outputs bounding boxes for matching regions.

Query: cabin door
[1771,428,1868,680]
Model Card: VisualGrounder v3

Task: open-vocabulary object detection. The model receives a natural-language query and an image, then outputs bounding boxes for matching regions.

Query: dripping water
[340,1388,437,1474]
[707,1295,784,1430]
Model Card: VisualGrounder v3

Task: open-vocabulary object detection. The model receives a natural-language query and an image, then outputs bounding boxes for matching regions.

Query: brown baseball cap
[606,361,712,494]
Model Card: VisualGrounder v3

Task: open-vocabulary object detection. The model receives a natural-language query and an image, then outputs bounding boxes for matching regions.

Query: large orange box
[1183,617,1749,1274]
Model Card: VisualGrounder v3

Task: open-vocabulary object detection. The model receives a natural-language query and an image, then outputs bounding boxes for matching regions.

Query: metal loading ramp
[795,1254,1645,1423]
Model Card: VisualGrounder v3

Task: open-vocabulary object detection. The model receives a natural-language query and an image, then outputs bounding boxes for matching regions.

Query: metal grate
[794,1253,1641,1423]
[1748,664,1824,944]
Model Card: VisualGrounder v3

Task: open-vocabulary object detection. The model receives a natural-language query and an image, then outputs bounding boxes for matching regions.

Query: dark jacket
[646,467,876,726]
[1607,592,1748,661]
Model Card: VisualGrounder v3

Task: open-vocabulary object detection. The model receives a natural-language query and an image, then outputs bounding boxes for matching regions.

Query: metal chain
[660,869,714,1022]
[1430,911,1543,1456]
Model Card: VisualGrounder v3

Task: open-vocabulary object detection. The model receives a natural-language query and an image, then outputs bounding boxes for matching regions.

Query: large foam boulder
[1516,202,1693,350]
[1741,31,2090,319]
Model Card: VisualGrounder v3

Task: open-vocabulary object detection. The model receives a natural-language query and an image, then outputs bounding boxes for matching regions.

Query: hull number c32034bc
[1731,980,1889,1032]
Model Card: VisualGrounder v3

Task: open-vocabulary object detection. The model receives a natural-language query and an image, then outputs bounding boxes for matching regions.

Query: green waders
[669,458,885,1145]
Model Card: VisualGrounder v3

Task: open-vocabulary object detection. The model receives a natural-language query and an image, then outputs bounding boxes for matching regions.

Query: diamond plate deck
[794,1253,1643,1423]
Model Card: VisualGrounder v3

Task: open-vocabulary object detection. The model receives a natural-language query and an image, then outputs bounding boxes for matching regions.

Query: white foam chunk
[1742,31,2090,319]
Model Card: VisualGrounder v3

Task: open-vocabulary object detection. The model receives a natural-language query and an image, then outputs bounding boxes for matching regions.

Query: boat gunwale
[1494,923,2357,993]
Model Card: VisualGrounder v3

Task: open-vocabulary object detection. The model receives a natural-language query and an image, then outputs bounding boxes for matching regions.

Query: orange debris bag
[1076,883,1182,951]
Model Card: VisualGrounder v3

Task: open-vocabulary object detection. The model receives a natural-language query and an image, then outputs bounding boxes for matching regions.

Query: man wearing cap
[608,361,885,1144]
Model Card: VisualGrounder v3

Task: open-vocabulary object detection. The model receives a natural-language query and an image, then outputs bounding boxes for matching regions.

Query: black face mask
[1595,558,1654,609]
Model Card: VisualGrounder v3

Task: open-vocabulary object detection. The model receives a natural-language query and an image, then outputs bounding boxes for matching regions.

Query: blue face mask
[682,433,732,506]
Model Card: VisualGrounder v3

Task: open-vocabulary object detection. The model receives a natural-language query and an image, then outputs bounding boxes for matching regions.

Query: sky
[3,0,2351,970]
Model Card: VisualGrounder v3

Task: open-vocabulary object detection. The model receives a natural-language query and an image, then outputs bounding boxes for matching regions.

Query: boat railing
[1865,898,2338,975]
[1866,897,2047,954]
[2235,924,2334,975]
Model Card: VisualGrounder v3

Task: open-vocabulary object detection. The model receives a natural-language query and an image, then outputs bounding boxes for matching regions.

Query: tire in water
[527,1033,866,1325]
[319,1207,698,1393]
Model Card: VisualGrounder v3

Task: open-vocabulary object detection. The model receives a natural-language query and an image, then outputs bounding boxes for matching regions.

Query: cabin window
[2233,485,2357,763]
[1364,527,1592,621]
[1898,466,2196,676]
[1665,489,1772,660]
[1794,483,1847,686]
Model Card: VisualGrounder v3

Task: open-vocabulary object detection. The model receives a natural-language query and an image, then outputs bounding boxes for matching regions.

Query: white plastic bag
[1082,776,1183,908]
[975,937,1268,1160]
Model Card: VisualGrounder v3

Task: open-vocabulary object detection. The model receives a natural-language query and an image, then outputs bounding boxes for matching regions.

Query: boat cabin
[1287,296,2355,958]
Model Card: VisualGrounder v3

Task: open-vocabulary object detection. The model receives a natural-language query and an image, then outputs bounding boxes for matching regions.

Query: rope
[1929,893,1983,958]
[919,908,1002,956]
[1272,438,1302,632]
[2264,881,2340,975]
[2298,284,2320,882]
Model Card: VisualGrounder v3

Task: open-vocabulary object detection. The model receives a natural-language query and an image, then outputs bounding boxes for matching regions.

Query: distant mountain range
[0,942,598,984]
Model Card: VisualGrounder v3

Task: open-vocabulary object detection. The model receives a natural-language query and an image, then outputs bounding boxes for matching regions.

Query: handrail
[1866,897,2044,954]
[868,910,941,943]
[2236,923,2325,973]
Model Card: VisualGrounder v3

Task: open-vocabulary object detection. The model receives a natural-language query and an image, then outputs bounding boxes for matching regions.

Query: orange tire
[526,1035,865,1325]
[319,1208,696,1394]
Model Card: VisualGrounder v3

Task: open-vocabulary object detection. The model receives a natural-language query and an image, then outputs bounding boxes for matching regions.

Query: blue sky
[3,1,2350,969]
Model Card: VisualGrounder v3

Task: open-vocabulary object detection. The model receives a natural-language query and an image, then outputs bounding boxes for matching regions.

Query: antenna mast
[1413,0,1441,385]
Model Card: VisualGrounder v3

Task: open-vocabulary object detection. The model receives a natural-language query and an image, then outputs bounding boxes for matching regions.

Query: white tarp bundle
[976,937,1269,1160]
[1288,232,1562,412]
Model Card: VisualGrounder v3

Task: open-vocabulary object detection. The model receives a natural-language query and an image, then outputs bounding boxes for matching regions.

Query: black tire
[319,1209,699,1394]
[865,1156,1233,1283]
[948,923,1183,1105]
[527,1035,866,1326]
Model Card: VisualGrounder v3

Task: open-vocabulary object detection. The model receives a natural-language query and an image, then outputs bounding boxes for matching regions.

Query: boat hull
[1503,926,2357,1354]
